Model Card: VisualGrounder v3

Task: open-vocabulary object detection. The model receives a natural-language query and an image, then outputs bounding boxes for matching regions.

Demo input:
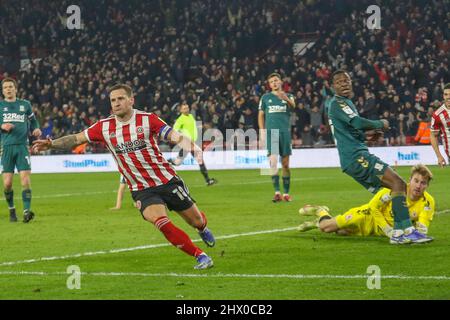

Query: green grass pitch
[0,166,449,299]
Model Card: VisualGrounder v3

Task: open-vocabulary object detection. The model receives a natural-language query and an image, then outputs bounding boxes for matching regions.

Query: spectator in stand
[0,0,448,151]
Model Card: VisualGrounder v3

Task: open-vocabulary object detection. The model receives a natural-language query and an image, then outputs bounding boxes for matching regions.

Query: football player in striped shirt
[430,83,450,167]
[32,84,215,270]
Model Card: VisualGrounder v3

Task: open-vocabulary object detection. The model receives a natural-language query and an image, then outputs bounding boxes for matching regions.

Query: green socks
[391,192,412,230]
[272,175,291,194]
[4,190,14,209]
[271,175,280,192]
[22,189,32,212]
[282,176,290,194]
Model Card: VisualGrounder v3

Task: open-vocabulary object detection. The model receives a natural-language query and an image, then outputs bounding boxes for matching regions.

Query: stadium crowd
[0,0,449,153]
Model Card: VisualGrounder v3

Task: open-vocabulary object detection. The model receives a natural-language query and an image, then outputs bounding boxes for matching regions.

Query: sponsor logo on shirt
[115,139,147,154]
[268,105,287,113]
[3,113,25,122]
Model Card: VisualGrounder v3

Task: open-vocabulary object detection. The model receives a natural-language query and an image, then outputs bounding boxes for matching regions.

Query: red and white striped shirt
[84,109,177,191]
[430,103,450,157]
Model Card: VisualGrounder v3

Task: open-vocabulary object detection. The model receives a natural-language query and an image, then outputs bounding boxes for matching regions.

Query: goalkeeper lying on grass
[298,164,435,242]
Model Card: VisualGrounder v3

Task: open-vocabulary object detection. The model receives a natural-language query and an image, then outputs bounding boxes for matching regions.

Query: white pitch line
[0,209,448,268]
[0,227,297,267]
[436,209,450,215]
[0,271,449,281]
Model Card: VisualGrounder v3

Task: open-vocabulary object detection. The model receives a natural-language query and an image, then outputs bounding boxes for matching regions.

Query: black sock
[199,164,210,182]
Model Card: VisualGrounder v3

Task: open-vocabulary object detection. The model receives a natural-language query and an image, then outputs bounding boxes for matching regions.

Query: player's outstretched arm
[350,117,388,131]
[32,132,88,152]
[167,129,203,165]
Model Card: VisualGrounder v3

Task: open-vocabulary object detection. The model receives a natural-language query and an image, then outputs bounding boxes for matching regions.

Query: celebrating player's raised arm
[32,131,87,152]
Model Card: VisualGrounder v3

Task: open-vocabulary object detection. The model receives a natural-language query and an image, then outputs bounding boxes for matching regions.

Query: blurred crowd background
[1,0,449,153]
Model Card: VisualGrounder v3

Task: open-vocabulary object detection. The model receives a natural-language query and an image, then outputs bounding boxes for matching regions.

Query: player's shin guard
[282,176,290,194]
[22,189,32,212]
[391,192,413,230]
[155,216,203,257]
[271,175,280,192]
[4,190,14,209]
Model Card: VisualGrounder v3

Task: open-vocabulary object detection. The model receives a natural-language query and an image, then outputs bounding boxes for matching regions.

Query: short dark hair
[1,77,18,89]
[444,83,450,91]
[331,70,349,82]
[267,72,282,80]
[109,83,133,97]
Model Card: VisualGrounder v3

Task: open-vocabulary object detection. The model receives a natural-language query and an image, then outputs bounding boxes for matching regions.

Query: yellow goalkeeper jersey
[368,186,435,234]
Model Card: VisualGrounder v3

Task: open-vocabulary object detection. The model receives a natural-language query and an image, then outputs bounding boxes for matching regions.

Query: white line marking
[0,227,297,267]
[0,210,448,268]
[0,271,449,281]
[436,209,450,215]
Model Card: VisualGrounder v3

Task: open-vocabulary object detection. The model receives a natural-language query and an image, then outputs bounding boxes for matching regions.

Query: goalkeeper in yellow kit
[298,164,435,240]
[168,102,217,186]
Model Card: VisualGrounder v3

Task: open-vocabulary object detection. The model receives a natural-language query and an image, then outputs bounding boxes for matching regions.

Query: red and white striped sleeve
[430,112,441,132]
[84,121,105,143]
[149,113,172,141]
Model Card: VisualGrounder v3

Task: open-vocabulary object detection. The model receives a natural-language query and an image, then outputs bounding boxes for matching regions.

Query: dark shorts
[131,177,195,215]
[1,144,31,173]
[343,152,389,194]
[267,129,292,157]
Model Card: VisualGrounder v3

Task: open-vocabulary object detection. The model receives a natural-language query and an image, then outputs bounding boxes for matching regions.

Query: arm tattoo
[51,135,79,150]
